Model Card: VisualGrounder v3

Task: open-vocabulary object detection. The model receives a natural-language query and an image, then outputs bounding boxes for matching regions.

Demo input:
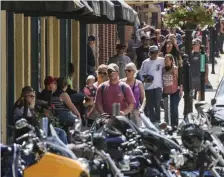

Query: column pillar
[79,23,88,89]
[24,16,31,86]
[14,13,24,99]
[46,16,54,76]
[6,12,15,138]
[40,17,46,89]
[71,20,80,90]
[1,10,7,143]
[53,17,60,78]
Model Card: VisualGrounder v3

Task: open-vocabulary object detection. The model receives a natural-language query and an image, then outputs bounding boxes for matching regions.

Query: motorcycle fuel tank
[24,152,89,177]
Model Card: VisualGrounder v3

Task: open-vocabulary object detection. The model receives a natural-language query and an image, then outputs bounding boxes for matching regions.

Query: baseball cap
[88,35,96,42]
[192,38,202,45]
[149,45,159,52]
[107,63,119,72]
[44,76,57,86]
[116,44,126,49]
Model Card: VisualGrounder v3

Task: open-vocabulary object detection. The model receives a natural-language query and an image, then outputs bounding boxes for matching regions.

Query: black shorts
[192,76,201,91]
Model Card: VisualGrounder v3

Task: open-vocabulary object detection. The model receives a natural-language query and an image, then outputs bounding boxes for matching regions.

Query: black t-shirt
[190,51,208,77]
[39,89,51,102]
[136,46,149,69]
[87,44,95,67]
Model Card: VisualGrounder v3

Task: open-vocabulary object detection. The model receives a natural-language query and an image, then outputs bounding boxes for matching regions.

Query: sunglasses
[150,51,158,54]
[125,69,133,73]
[98,71,107,76]
[107,70,116,74]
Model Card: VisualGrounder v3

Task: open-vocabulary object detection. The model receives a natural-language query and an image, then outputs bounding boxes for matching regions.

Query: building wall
[1,12,80,142]
[124,25,134,46]
[98,24,117,65]
[1,11,7,143]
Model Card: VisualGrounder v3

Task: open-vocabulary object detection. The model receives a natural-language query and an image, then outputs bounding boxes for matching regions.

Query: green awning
[1,1,84,13]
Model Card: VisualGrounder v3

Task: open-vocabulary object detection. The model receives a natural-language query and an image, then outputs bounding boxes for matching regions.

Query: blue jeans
[54,127,68,144]
[163,90,181,126]
[145,88,162,123]
[56,110,81,132]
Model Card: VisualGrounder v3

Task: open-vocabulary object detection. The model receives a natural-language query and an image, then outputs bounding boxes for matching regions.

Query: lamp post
[209,26,215,74]
[182,53,193,116]
[183,29,194,116]
[200,45,206,101]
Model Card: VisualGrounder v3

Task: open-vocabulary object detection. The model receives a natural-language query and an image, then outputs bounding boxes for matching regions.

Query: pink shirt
[95,81,136,114]
[162,66,178,94]
[83,85,97,98]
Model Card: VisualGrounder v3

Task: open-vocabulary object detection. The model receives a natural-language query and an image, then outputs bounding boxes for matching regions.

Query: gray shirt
[108,54,131,79]
[14,107,34,120]
[190,51,208,77]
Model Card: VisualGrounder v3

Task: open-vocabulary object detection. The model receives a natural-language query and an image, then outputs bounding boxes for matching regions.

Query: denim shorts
[56,110,77,126]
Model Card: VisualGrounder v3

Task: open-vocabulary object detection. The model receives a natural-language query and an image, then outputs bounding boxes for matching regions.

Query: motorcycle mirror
[15,118,28,129]
[211,98,216,106]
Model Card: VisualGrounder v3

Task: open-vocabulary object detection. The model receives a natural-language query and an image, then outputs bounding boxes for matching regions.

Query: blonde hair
[125,62,137,72]
[97,64,108,71]
[86,75,95,83]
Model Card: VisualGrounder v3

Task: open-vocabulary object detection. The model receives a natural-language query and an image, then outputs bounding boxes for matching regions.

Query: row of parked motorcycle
[1,100,224,177]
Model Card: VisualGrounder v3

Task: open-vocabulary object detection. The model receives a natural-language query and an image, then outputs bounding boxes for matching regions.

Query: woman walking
[162,54,183,127]
[121,62,145,127]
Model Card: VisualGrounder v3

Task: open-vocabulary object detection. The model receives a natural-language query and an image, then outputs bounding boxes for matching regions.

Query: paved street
[161,54,224,122]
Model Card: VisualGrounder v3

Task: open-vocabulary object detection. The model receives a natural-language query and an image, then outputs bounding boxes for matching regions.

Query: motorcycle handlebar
[205,141,224,167]
[16,133,31,142]
[95,149,124,177]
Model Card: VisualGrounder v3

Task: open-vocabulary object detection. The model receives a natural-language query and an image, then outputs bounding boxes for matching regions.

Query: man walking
[139,46,164,123]
[190,38,209,101]
[95,63,136,116]
[135,36,150,70]
[87,35,96,77]
[108,44,131,79]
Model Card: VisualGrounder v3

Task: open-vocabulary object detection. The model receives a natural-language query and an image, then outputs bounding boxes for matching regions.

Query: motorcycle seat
[194,101,208,111]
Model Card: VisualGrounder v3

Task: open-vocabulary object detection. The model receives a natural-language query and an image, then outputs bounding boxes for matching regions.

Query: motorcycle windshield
[45,124,77,160]
[140,113,160,133]
[212,108,224,122]
[142,128,181,151]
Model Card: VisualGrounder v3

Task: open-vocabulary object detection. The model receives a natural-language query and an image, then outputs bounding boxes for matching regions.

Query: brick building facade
[88,24,134,66]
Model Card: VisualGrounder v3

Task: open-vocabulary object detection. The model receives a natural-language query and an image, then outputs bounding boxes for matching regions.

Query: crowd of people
[12,2,224,145]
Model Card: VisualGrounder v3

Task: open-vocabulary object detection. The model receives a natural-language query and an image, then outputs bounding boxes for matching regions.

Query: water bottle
[42,117,49,137]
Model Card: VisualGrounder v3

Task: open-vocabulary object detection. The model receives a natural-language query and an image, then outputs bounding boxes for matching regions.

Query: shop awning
[1,0,139,26]
[1,1,84,13]
[72,0,139,25]
[71,0,115,23]
[113,0,140,26]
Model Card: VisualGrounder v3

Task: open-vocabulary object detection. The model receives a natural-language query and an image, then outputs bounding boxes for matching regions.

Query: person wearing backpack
[95,63,136,116]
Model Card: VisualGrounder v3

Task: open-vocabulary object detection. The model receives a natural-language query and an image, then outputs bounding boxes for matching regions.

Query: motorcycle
[183,101,224,144]
[1,118,90,177]
[78,113,181,177]
[170,123,224,177]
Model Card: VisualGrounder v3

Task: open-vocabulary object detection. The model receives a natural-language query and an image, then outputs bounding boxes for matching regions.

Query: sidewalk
[161,54,224,121]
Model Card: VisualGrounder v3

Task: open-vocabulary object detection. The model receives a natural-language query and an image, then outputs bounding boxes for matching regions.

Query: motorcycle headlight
[79,171,89,177]
[78,158,90,174]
